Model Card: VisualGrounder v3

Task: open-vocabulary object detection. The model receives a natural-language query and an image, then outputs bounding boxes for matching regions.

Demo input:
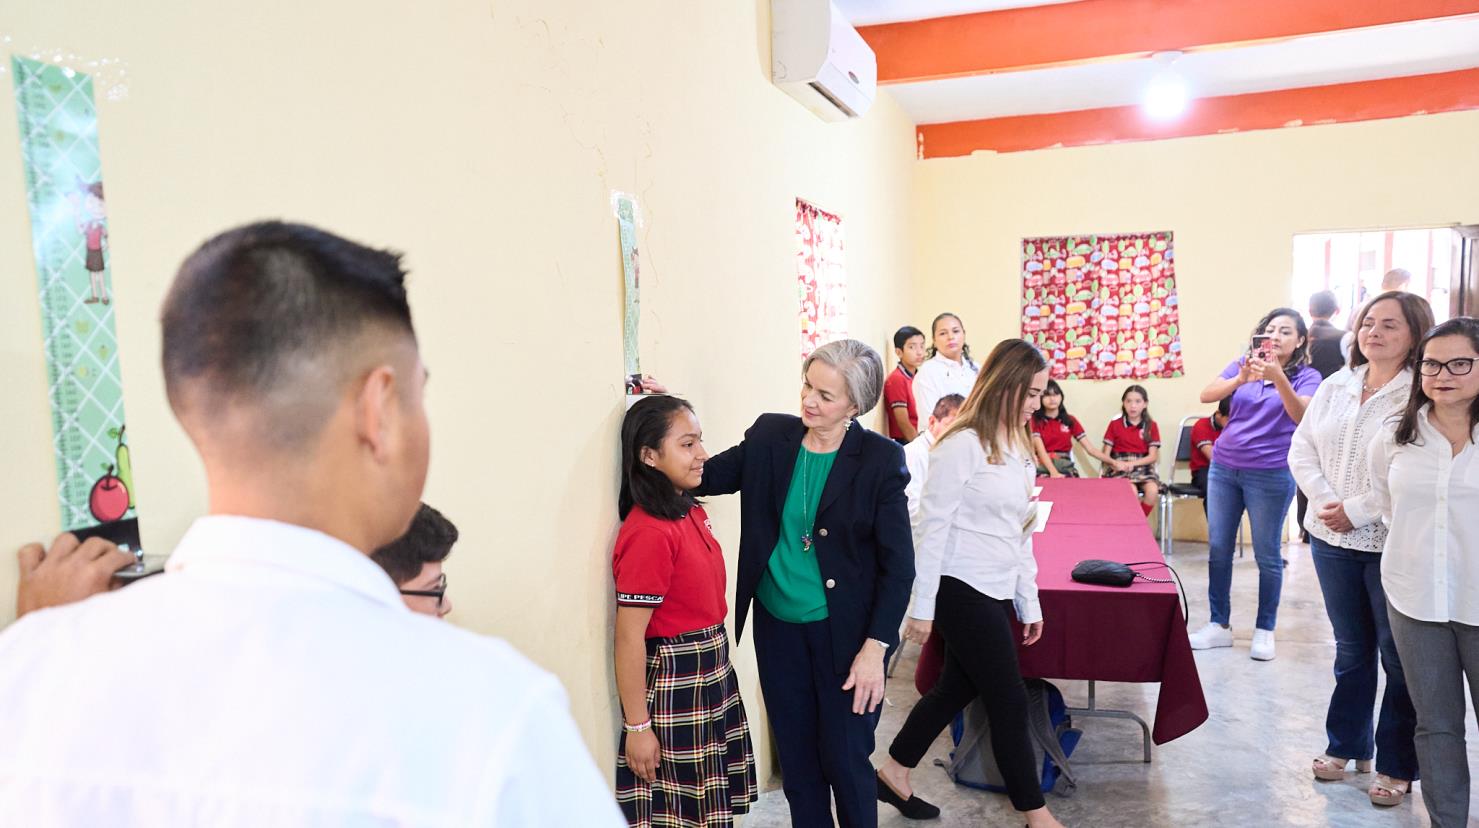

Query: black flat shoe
[876,771,941,820]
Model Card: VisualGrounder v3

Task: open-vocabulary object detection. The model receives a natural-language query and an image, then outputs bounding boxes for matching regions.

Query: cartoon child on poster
[69,180,110,305]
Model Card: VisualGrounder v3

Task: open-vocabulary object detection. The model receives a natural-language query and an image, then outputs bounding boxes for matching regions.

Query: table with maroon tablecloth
[915,477,1208,747]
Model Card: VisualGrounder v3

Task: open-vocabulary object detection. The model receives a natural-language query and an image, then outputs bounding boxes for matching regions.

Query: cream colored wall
[0,0,917,783]
[913,112,1479,519]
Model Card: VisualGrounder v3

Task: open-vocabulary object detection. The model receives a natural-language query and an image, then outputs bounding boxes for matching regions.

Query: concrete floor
[743,541,1479,827]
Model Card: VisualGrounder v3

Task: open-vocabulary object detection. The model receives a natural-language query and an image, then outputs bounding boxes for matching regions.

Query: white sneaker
[1188,623,1233,650]
[1250,629,1276,661]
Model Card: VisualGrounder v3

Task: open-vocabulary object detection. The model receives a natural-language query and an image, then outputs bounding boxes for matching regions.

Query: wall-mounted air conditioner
[771,0,877,121]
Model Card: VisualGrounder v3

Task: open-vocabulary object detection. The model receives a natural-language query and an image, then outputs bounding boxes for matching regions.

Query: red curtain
[796,199,848,359]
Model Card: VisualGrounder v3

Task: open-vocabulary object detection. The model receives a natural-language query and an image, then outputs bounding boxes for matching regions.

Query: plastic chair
[1158,415,1243,558]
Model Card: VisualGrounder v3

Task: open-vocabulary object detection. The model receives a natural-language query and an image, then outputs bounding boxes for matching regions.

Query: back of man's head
[372,503,459,586]
[933,393,966,422]
[163,222,412,432]
[162,221,428,550]
[1381,268,1412,291]
[1308,290,1338,320]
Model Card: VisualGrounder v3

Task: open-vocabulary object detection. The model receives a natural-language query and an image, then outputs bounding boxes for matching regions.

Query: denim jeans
[1309,537,1419,779]
[1206,462,1294,631]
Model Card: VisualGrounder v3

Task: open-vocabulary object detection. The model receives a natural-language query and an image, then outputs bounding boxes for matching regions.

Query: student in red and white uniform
[1187,397,1231,508]
[884,326,927,444]
[1028,379,1117,478]
[1102,384,1162,515]
[612,395,756,827]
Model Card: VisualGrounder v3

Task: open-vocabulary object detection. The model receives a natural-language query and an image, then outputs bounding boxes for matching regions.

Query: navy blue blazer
[695,413,915,674]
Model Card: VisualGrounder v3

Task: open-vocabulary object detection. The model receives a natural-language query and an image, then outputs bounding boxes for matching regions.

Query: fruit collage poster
[12,56,140,548]
[1020,231,1184,381]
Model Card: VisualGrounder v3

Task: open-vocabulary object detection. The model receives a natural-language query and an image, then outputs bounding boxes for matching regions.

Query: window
[795,199,847,359]
[1292,227,1455,328]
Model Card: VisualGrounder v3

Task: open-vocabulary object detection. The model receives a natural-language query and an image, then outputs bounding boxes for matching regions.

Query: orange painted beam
[916,68,1479,157]
[860,0,1479,83]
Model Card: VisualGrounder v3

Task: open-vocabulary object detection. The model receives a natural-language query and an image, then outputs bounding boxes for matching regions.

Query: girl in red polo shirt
[612,395,756,828]
[1029,379,1119,478]
[1102,384,1162,515]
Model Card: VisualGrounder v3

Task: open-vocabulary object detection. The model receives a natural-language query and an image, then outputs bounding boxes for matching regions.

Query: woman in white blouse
[1289,291,1432,807]
[876,339,1064,828]
[1369,316,1479,828]
[912,312,979,424]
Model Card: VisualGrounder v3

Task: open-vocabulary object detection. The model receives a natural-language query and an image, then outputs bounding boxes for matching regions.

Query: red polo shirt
[1189,416,1221,472]
[1104,416,1161,455]
[612,504,728,639]
[883,364,917,440]
[1030,414,1085,454]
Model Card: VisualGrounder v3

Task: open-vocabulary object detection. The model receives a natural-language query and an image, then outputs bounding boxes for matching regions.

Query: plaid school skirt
[1036,452,1079,478]
[616,623,757,827]
[1103,451,1161,485]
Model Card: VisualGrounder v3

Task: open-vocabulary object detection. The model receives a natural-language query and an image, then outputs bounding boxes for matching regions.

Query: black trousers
[888,577,1045,812]
[753,601,882,828]
[1296,488,1310,540]
[1191,467,1209,516]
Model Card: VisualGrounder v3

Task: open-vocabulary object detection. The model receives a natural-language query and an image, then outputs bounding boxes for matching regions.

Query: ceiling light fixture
[1143,51,1189,121]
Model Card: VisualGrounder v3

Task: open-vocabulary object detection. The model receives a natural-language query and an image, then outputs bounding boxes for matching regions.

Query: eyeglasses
[1419,358,1476,377]
[399,573,448,609]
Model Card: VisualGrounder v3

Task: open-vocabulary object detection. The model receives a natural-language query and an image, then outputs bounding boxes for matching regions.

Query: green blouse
[756,446,837,623]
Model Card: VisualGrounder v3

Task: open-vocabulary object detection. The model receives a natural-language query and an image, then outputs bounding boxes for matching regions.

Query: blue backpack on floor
[940,678,1082,796]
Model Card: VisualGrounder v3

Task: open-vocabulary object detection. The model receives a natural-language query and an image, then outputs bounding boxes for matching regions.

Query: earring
[844,418,853,431]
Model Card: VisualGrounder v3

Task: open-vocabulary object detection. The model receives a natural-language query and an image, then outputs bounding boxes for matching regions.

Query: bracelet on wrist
[623,718,653,734]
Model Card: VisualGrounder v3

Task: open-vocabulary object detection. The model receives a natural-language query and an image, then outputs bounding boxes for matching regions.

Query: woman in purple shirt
[1189,307,1323,662]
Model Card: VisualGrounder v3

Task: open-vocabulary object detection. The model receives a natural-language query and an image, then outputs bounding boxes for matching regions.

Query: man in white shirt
[0,222,623,827]
[903,394,966,522]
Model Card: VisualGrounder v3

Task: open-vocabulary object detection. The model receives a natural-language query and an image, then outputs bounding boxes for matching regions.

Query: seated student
[1188,398,1232,508]
[611,395,756,827]
[884,326,927,444]
[1029,379,1117,478]
[903,393,966,522]
[371,502,458,619]
[1102,384,1162,516]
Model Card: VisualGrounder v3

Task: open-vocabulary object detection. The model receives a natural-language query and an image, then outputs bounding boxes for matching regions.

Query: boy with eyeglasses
[372,502,457,618]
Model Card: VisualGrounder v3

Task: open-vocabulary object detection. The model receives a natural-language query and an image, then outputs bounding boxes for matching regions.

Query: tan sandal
[1312,755,1372,781]
[1369,774,1409,807]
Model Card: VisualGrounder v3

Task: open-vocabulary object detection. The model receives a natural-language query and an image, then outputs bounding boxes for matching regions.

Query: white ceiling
[885,15,1479,123]
[833,0,1080,26]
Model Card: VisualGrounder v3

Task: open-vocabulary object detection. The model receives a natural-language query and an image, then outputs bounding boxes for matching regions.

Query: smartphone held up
[1250,334,1273,363]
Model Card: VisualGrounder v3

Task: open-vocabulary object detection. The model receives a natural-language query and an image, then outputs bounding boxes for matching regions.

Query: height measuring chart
[12,56,140,549]
[615,192,641,390]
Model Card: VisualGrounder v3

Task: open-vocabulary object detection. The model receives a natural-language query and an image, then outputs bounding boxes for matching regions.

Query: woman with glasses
[1370,317,1479,828]
[1190,307,1323,662]
[1289,291,1431,807]
[371,502,457,618]
[612,395,756,828]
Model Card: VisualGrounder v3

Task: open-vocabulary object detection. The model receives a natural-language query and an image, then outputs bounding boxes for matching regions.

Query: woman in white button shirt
[912,312,978,425]
[1369,316,1479,828]
[1289,291,1432,807]
[876,338,1064,828]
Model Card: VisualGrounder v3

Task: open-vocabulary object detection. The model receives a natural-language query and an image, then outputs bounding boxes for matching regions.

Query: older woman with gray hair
[694,338,914,828]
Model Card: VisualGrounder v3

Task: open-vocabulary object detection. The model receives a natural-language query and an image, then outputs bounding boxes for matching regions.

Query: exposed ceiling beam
[861,0,1479,83]
[915,68,1479,157]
